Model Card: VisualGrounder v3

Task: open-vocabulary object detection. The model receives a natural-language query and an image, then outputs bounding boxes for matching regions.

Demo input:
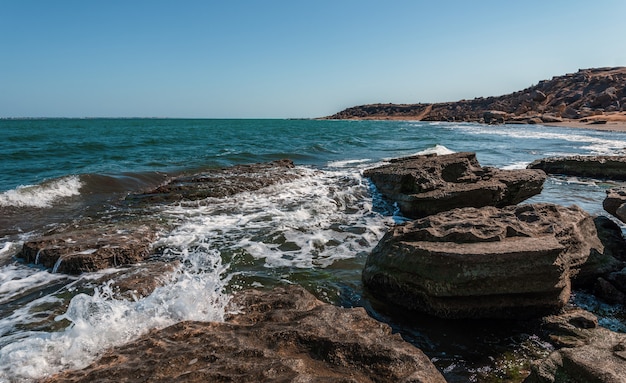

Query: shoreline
[325,116,626,132]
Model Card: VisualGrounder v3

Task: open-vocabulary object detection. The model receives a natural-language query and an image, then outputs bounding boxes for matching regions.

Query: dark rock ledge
[16,160,299,275]
[528,155,626,180]
[42,286,447,383]
[365,152,546,219]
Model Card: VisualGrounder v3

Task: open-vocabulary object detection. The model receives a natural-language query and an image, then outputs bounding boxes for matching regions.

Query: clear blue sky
[2,0,625,118]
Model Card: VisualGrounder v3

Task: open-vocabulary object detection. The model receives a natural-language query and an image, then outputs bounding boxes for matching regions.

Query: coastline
[541,118,626,132]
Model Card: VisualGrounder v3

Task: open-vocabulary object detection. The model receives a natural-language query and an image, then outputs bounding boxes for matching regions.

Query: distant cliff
[324,67,626,124]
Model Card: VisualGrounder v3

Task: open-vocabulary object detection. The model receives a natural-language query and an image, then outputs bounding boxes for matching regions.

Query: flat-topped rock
[528,155,626,180]
[129,159,299,204]
[42,286,446,383]
[18,224,157,274]
[364,152,546,218]
[363,204,613,319]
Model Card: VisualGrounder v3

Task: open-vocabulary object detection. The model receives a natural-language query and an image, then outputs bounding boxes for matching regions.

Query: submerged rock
[129,159,299,203]
[42,286,446,383]
[18,224,157,274]
[525,309,626,383]
[528,155,626,180]
[364,152,546,219]
[362,204,613,319]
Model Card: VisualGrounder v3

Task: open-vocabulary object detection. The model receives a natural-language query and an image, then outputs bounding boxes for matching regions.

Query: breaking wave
[0,176,82,208]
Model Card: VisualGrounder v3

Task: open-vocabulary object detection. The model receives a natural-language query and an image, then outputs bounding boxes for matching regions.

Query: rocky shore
[323,67,626,130]
[21,153,626,382]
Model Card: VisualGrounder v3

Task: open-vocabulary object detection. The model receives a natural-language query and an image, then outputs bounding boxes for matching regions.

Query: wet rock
[18,224,157,275]
[574,216,626,286]
[42,286,446,383]
[99,261,180,299]
[604,187,626,223]
[362,204,608,319]
[528,155,626,180]
[364,152,546,219]
[526,309,626,383]
[129,159,298,204]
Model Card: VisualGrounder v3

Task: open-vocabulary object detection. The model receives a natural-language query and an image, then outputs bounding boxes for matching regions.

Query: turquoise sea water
[1,119,626,382]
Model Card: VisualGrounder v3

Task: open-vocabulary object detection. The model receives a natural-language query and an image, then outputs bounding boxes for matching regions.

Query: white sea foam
[456,125,626,156]
[412,144,456,156]
[326,158,372,168]
[0,242,230,382]
[502,161,531,170]
[155,167,392,269]
[0,265,67,305]
[0,176,82,208]
[0,166,391,382]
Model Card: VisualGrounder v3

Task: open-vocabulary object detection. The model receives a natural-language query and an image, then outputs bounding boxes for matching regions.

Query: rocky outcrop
[324,67,626,122]
[42,286,446,383]
[18,224,157,274]
[525,309,626,382]
[128,159,298,204]
[362,204,613,319]
[528,155,626,180]
[604,187,626,223]
[364,152,546,218]
[17,160,302,275]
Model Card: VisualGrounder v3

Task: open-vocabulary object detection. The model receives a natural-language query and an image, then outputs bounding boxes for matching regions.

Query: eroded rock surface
[364,152,546,218]
[42,286,446,383]
[604,186,626,223]
[528,155,626,180]
[362,204,611,319]
[18,224,157,274]
[129,159,298,204]
[525,309,626,383]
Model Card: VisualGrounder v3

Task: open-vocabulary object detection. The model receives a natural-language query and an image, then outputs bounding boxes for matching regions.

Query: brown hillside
[324,67,626,124]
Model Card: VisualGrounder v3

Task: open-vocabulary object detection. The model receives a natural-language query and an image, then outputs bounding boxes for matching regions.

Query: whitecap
[411,144,456,156]
[326,158,372,168]
[0,176,82,208]
[154,167,392,270]
[0,248,230,382]
[502,161,531,170]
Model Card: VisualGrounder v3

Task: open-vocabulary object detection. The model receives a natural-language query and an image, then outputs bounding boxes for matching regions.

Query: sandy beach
[543,112,626,132]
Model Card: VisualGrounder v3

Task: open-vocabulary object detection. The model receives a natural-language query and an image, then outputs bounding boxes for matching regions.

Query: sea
[1,118,626,382]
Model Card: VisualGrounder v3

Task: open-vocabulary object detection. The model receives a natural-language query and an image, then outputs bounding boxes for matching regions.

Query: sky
[2,1,626,119]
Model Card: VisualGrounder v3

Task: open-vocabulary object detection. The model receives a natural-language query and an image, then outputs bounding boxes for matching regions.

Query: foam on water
[456,125,626,156]
[155,167,392,270]
[0,238,230,382]
[502,161,531,170]
[411,144,456,156]
[0,176,82,208]
[0,265,67,305]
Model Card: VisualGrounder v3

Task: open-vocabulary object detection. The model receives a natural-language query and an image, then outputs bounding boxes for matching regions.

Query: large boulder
[42,286,446,383]
[364,152,546,219]
[362,204,611,319]
[525,309,626,383]
[528,156,626,180]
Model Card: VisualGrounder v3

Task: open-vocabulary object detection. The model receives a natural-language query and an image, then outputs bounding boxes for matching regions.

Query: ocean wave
[0,176,82,208]
[411,144,456,156]
[154,167,392,270]
[326,158,372,168]
[457,125,626,156]
[0,250,229,382]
